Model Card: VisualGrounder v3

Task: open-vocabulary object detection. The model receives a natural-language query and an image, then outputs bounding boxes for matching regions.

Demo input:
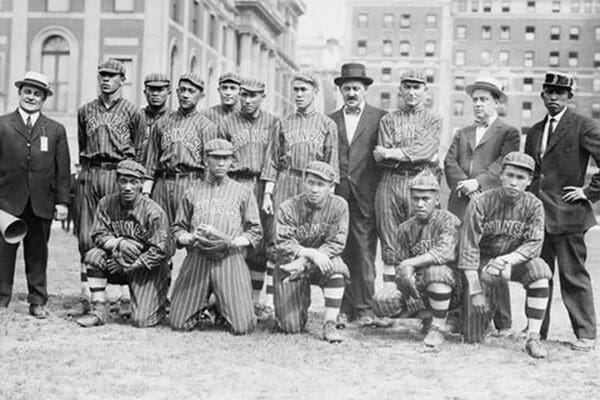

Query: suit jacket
[444,118,520,219]
[328,104,387,216]
[524,108,600,234]
[0,110,71,220]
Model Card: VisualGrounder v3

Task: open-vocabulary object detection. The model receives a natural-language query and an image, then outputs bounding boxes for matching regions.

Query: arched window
[190,55,198,73]
[41,35,69,112]
[169,44,180,107]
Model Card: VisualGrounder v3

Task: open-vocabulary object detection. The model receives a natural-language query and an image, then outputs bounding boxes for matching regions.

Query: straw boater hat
[333,63,373,86]
[465,77,508,104]
[14,71,53,96]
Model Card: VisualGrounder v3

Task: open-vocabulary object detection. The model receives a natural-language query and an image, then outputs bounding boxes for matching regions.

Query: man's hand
[178,233,196,247]
[54,204,68,221]
[107,258,123,275]
[118,239,143,262]
[471,293,487,315]
[301,248,333,275]
[562,186,588,202]
[262,195,274,215]
[230,236,250,248]
[373,146,387,163]
[456,179,479,196]
[397,263,415,283]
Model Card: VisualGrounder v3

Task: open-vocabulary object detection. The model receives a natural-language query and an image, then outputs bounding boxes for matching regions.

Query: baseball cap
[179,73,205,91]
[293,71,320,90]
[240,78,266,92]
[219,72,241,85]
[410,169,440,191]
[98,59,126,78]
[205,139,234,156]
[502,152,535,172]
[400,68,426,85]
[117,160,146,179]
[304,161,336,183]
[144,73,170,88]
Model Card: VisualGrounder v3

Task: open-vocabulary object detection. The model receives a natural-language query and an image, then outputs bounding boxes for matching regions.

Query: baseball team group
[0,57,598,360]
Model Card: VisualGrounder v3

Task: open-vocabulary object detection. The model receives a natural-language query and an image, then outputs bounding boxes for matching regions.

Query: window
[481,50,491,66]
[382,68,391,82]
[481,25,491,39]
[209,14,218,48]
[595,52,600,68]
[570,26,580,40]
[171,0,181,23]
[454,100,464,116]
[471,0,479,12]
[572,0,580,12]
[592,103,600,119]
[169,45,180,104]
[47,0,69,11]
[399,41,410,57]
[527,0,536,11]
[457,0,467,12]
[500,26,510,40]
[550,26,560,41]
[584,0,592,12]
[190,55,198,72]
[112,57,133,100]
[425,41,436,57]
[525,26,535,40]
[499,51,509,66]
[552,0,561,12]
[114,0,134,11]
[524,51,534,67]
[357,40,367,56]
[41,35,70,112]
[502,0,511,12]
[456,25,466,39]
[222,26,228,56]
[549,51,560,67]
[382,39,392,56]
[569,51,579,67]
[383,14,393,29]
[523,77,533,92]
[357,13,368,28]
[455,76,465,90]
[191,0,202,37]
[594,78,600,91]
[456,50,466,66]
[522,101,532,119]
[483,0,492,11]
[426,14,437,28]
[596,27,600,40]
[425,68,435,83]
[380,92,391,109]
[400,14,410,28]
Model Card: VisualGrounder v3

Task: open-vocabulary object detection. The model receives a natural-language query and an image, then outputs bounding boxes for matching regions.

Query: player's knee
[371,286,403,318]
[422,265,454,286]
[84,248,108,270]
[523,258,552,286]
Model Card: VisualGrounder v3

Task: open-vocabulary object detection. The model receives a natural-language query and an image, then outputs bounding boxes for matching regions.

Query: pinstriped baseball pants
[152,176,203,224]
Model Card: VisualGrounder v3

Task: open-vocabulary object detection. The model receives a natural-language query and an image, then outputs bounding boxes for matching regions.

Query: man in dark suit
[328,63,387,326]
[525,70,600,351]
[0,71,71,317]
[444,77,520,335]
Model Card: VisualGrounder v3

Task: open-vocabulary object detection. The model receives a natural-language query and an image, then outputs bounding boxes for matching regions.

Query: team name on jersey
[482,220,529,239]
[109,220,147,241]
[86,113,129,138]
[392,123,426,145]
[296,222,333,242]
[231,129,270,148]
[285,129,325,147]
[410,239,436,257]
[193,198,238,218]
[162,128,203,155]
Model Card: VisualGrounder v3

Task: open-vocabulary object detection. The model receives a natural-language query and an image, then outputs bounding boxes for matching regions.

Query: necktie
[344,107,360,116]
[26,116,32,133]
[548,118,556,139]
[475,118,489,128]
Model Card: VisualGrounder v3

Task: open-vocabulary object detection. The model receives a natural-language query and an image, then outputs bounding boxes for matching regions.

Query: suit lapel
[350,104,371,146]
[545,109,572,155]
[30,114,47,141]
[9,110,30,141]
[332,109,349,148]
[466,125,477,152]
[475,119,501,149]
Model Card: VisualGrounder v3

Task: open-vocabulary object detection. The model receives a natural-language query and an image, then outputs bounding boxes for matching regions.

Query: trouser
[151,175,203,224]
[540,231,596,340]
[0,201,51,306]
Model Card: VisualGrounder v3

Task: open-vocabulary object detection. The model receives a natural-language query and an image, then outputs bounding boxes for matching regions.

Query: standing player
[169,139,262,334]
[75,59,141,315]
[328,63,387,326]
[444,77,520,336]
[261,71,339,314]
[373,69,442,290]
[75,160,171,328]
[371,170,462,349]
[219,78,279,314]
[272,161,348,343]
[524,71,600,350]
[136,73,171,164]
[201,72,240,126]
[458,152,551,358]
[143,73,217,223]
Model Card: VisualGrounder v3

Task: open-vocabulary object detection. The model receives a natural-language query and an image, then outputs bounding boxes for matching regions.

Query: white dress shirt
[342,101,365,144]
[475,115,497,146]
[540,106,567,157]
[18,107,40,128]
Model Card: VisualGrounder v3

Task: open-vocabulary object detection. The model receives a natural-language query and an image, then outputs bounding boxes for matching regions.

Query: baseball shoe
[67,298,90,317]
[323,320,343,343]
[493,328,515,338]
[76,303,107,327]
[423,323,445,348]
[571,338,596,352]
[254,303,274,322]
[355,312,376,328]
[29,304,49,319]
[335,312,351,329]
[118,299,132,320]
[525,334,547,358]
[371,316,396,328]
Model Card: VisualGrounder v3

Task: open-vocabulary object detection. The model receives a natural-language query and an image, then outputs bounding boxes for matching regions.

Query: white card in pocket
[40,136,48,152]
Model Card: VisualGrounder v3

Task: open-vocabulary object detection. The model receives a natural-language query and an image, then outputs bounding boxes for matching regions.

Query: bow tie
[475,118,489,128]
[344,107,361,116]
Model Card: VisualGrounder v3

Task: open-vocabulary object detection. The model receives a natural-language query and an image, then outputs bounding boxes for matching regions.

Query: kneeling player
[459,152,551,358]
[272,161,349,343]
[372,170,463,348]
[76,160,171,328]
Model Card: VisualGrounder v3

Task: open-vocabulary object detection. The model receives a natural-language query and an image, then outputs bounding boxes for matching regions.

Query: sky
[298,0,346,40]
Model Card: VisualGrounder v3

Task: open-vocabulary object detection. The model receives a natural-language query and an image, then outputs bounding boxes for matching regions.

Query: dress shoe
[571,338,596,352]
[29,304,49,319]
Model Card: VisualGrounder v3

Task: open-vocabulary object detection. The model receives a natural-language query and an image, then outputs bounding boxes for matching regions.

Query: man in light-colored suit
[444,77,520,335]
[328,63,387,326]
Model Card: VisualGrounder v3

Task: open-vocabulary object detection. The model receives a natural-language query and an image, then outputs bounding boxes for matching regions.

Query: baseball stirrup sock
[526,279,549,334]
[264,262,275,308]
[427,283,452,326]
[120,285,131,301]
[383,264,396,290]
[250,270,265,303]
[80,263,91,300]
[323,275,345,322]
[87,274,107,304]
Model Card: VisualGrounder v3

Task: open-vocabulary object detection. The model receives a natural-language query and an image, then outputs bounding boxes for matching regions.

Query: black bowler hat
[333,63,373,86]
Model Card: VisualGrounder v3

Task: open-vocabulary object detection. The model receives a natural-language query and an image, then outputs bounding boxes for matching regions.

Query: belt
[229,170,261,181]
[388,162,439,177]
[82,160,119,170]
[283,167,304,178]
[157,169,204,179]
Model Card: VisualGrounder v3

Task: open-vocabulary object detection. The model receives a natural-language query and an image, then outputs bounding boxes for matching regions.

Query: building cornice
[235,1,286,34]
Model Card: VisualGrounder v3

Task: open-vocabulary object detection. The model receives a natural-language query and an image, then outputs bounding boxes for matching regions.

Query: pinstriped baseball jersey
[78,97,142,163]
[91,194,171,269]
[136,105,170,164]
[458,188,545,270]
[219,110,280,175]
[201,103,240,127]
[144,109,218,178]
[395,209,461,266]
[378,104,442,166]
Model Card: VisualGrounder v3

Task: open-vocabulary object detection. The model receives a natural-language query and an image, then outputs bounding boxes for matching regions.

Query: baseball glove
[194,226,232,260]
[395,265,425,314]
[480,259,505,286]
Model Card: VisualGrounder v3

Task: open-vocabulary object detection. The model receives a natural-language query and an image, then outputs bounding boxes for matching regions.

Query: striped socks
[87,267,107,304]
[383,264,396,290]
[526,279,549,335]
[426,282,452,327]
[264,261,275,308]
[80,263,91,300]
[250,270,265,304]
[323,275,345,322]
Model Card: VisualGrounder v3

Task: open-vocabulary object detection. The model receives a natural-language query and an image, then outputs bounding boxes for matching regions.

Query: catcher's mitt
[194,226,232,260]
[395,265,425,314]
[480,260,505,286]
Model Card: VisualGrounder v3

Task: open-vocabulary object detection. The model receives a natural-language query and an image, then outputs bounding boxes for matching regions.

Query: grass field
[1,224,599,400]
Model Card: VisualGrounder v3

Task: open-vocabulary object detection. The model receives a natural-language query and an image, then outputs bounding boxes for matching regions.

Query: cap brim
[542,83,572,90]
[333,76,373,86]
[503,162,534,172]
[145,81,170,87]
[98,68,123,75]
[14,81,53,96]
[219,79,241,85]
[304,169,334,182]
[465,83,507,103]
[240,86,265,92]
[207,150,233,156]
[116,169,144,178]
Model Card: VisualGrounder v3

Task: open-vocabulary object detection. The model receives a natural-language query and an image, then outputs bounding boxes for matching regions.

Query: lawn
[1,225,599,400]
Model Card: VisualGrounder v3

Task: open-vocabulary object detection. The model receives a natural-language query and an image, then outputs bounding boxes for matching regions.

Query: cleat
[76,302,107,328]
[335,312,350,329]
[571,338,596,352]
[29,304,49,319]
[323,320,343,343]
[254,303,274,322]
[423,323,445,348]
[118,299,132,320]
[67,299,90,317]
[526,334,548,358]
[493,328,515,338]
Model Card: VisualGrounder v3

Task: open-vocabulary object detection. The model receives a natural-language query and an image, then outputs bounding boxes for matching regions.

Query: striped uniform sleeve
[274,199,302,259]
[136,203,170,270]
[90,197,118,248]
[376,113,399,168]
[394,223,411,264]
[260,119,283,182]
[510,196,545,261]
[427,211,461,265]
[458,199,484,271]
[317,197,349,258]
[323,118,340,184]
[240,186,263,248]
[201,116,220,143]
[402,113,442,162]
[129,106,143,160]
[171,189,194,245]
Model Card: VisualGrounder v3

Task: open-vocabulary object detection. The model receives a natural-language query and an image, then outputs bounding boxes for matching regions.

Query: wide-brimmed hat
[333,63,373,86]
[14,71,53,96]
[542,70,574,91]
[465,77,507,104]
